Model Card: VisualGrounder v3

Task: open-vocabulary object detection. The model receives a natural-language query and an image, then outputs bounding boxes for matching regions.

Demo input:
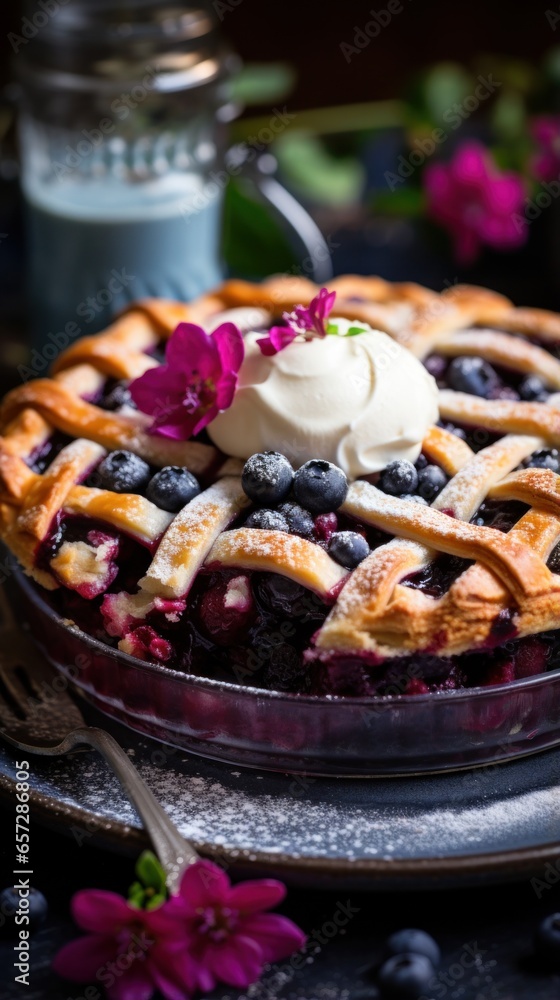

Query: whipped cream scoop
[208,319,439,478]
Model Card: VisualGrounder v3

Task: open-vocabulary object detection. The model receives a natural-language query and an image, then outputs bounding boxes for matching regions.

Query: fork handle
[68,727,198,893]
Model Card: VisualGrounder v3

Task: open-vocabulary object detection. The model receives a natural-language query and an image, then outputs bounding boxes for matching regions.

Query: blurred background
[0,0,558,377]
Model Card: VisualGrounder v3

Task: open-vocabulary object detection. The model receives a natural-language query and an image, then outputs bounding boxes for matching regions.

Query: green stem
[231,100,406,140]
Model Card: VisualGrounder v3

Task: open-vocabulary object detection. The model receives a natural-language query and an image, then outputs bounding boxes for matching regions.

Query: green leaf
[543,47,560,84]
[423,62,474,124]
[230,63,296,106]
[491,90,527,142]
[145,892,167,911]
[274,132,364,207]
[222,179,297,277]
[404,63,474,128]
[135,851,167,894]
[371,188,426,217]
[346,326,366,337]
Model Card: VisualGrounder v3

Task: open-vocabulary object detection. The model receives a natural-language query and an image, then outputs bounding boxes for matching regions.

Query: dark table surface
[1,780,560,1000]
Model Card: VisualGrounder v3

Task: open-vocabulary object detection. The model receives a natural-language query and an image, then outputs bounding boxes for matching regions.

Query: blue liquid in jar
[23,173,224,348]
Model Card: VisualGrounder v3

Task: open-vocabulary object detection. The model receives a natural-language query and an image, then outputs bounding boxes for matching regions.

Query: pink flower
[167,860,306,993]
[423,141,527,265]
[531,115,560,182]
[257,287,337,356]
[52,890,196,1000]
[130,322,244,440]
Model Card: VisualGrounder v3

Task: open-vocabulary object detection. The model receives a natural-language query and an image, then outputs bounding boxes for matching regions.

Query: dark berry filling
[99,380,136,411]
[27,432,74,474]
[401,554,473,599]
[307,632,559,697]
[426,353,552,403]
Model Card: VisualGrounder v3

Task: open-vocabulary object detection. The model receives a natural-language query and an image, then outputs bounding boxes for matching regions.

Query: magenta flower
[166,860,306,993]
[257,287,337,356]
[531,115,560,182]
[130,322,244,440]
[52,890,196,1000]
[423,141,527,265]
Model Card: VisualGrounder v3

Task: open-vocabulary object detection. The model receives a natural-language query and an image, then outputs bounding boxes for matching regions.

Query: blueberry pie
[3,275,560,697]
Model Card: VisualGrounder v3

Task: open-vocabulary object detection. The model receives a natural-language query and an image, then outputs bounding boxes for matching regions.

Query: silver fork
[0,592,198,892]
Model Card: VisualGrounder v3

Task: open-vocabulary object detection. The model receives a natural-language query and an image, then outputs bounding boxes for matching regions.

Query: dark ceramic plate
[1,701,559,891]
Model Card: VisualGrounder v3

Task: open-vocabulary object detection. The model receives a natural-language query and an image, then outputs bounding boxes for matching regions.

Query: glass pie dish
[14,567,560,776]
[5,274,560,775]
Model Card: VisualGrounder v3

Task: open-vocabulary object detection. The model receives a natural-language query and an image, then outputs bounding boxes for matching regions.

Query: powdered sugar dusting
[141,477,250,597]
[4,740,558,865]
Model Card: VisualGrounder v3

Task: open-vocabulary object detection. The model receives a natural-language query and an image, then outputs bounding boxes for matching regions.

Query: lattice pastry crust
[2,275,560,667]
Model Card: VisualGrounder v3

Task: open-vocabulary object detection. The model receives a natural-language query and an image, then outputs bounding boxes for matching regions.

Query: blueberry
[414,453,428,471]
[525,449,560,473]
[417,465,447,501]
[293,460,348,514]
[102,381,135,411]
[264,643,302,692]
[0,887,48,937]
[245,509,290,532]
[378,953,435,998]
[97,451,151,494]
[439,421,468,441]
[146,467,201,512]
[401,494,429,505]
[424,355,447,380]
[548,543,560,574]
[278,502,315,539]
[242,452,294,506]
[519,374,549,402]
[257,574,307,614]
[535,913,560,966]
[447,356,499,398]
[379,460,418,497]
[328,531,370,569]
[384,929,441,968]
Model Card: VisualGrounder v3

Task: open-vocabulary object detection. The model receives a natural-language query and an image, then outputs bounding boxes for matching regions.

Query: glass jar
[16,0,240,343]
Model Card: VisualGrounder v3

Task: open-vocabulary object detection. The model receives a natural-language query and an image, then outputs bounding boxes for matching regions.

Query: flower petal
[151,413,200,440]
[241,912,307,963]
[151,951,199,1000]
[177,859,231,909]
[214,371,239,412]
[212,322,245,374]
[165,323,217,378]
[191,403,220,437]
[256,336,280,357]
[52,934,116,981]
[71,890,132,934]
[423,140,528,265]
[107,965,155,1000]
[206,934,264,988]
[227,879,286,914]
[129,365,172,415]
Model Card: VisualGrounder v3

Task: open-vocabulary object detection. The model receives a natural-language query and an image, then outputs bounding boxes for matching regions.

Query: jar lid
[17,1,238,95]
